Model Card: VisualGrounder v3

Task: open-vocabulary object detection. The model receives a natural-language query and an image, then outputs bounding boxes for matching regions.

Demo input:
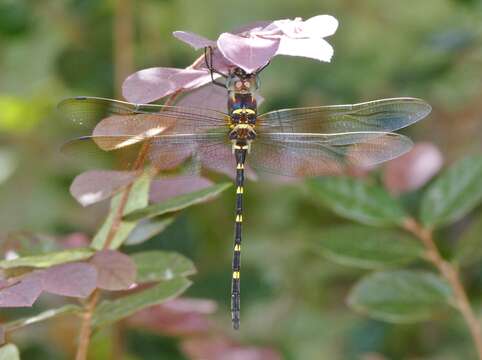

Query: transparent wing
[58,96,229,134]
[248,132,413,177]
[257,97,431,134]
[61,132,237,178]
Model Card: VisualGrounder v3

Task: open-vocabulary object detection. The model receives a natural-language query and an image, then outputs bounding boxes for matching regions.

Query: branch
[404,218,482,359]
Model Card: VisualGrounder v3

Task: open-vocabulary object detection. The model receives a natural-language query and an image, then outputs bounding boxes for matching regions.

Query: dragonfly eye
[235,81,243,90]
[243,81,250,88]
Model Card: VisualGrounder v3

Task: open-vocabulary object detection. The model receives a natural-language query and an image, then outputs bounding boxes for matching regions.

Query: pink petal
[217,33,280,73]
[122,67,212,103]
[198,47,235,75]
[70,170,138,206]
[149,176,214,203]
[42,262,97,298]
[383,143,443,195]
[91,250,137,291]
[274,15,338,38]
[303,15,339,37]
[231,21,272,35]
[276,37,334,62]
[173,31,216,50]
[0,276,43,307]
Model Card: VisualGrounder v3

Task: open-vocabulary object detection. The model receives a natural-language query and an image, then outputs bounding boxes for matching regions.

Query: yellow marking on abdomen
[236,186,244,194]
[234,244,241,251]
[236,163,244,169]
[236,215,243,222]
[233,271,240,279]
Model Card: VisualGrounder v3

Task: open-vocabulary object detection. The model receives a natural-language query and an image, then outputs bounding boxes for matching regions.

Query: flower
[122,15,338,104]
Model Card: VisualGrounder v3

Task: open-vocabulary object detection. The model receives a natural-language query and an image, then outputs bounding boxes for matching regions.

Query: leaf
[91,172,151,250]
[0,248,94,269]
[308,177,407,226]
[124,217,175,246]
[420,155,482,228]
[42,262,97,298]
[347,270,452,323]
[0,276,43,307]
[124,182,231,221]
[318,225,424,269]
[91,250,137,291]
[70,170,138,207]
[4,305,80,332]
[92,277,191,327]
[0,343,20,360]
[454,214,482,267]
[131,251,196,283]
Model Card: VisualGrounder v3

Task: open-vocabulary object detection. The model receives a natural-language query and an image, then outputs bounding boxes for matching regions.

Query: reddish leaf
[91,250,137,291]
[42,262,97,298]
[70,170,138,206]
[0,275,43,307]
[128,298,216,336]
[217,33,280,73]
[181,337,281,360]
[383,143,443,195]
[149,177,213,203]
[62,233,90,249]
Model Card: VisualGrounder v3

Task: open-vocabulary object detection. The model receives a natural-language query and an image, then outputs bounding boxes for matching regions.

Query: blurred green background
[1,0,481,359]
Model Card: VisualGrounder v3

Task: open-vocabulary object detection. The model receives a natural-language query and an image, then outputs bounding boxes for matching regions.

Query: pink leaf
[91,250,137,291]
[122,67,212,103]
[0,276,43,307]
[276,37,334,62]
[176,83,228,112]
[176,83,264,111]
[62,232,91,249]
[70,170,138,206]
[181,338,281,360]
[217,33,280,73]
[383,143,443,195]
[42,262,97,298]
[173,31,216,50]
[127,298,216,336]
[149,176,214,203]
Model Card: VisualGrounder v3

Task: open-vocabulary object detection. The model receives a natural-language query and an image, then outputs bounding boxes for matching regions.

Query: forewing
[257,97,431,134]
[248,132,413,177]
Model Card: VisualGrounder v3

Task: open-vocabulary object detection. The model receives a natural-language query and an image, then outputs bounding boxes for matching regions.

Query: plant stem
[404,218,482,359]
[74,47,210,360]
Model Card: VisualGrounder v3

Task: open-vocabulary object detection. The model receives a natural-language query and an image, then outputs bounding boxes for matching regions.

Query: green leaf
[92,277,191,327]
[347,270,452,323]
[454,214,482,267]
[420,155,482,228]
[124,217,175,246]
[0,248,94,269]
[4,305,80,332]
[131,251,196,283]
[318,225,424,269]
[0,343,20,360]
[91,173,151,250]
[124,182,231,221]
[308,177,407,226]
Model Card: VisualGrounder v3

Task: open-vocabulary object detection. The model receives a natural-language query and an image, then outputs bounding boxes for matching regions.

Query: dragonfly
[59,66,431,330]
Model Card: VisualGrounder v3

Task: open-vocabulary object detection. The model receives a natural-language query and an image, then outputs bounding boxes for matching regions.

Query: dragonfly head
[227,68,259,94]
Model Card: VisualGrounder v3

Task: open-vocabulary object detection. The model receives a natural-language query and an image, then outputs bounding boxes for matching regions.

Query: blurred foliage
[1,0,482,359]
